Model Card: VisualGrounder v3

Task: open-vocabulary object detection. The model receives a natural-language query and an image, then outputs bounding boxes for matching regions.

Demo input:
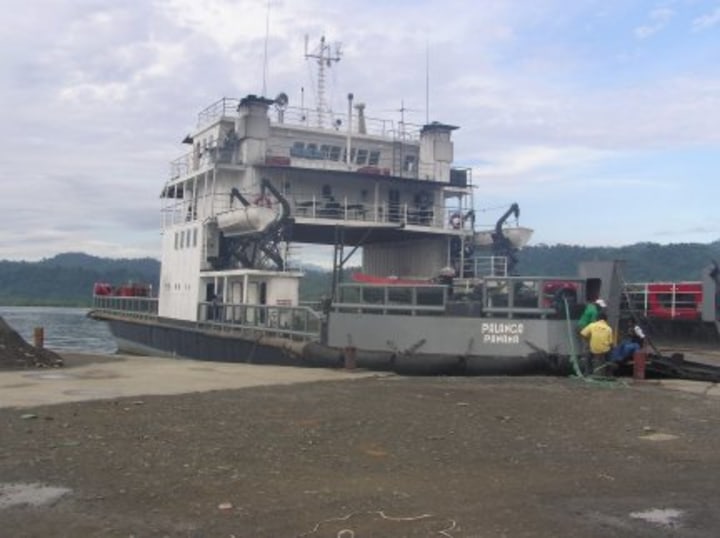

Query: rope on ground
[298,510,457,537]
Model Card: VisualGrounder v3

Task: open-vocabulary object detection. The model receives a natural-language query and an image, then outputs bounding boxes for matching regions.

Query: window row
[175,228,198,250]
[290,142,381,166]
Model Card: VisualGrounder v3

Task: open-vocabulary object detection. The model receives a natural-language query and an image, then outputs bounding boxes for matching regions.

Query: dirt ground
[1,356,720,538]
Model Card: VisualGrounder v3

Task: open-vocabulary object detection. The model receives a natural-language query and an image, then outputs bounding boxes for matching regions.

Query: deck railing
[93,296,159,315]
[197,302,322,341]
[332,276,587,320]
[92,295,322,342]
[195,97,422,140]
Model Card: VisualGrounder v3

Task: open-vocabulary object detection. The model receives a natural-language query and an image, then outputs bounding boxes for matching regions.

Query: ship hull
[101,315,303,367]
[94,312,569,376]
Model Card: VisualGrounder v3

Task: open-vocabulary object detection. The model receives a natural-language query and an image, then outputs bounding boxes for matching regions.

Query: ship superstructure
[158,89,481,323]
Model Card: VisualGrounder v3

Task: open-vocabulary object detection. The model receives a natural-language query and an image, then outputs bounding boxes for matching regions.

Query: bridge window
[290,141,305,157]
[356,149,368,165]
[368,150,380,166]
[343,147,357,163]
[306,143,320,159]
[404,155,416,172]
[329,146,342,161]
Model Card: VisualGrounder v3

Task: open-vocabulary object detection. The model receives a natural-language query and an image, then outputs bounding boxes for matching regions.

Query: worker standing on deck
[580,312,614,376]
[577,298,606,374]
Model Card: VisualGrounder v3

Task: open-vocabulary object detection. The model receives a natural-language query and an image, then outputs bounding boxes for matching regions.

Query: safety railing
[91,296,322,342]
[194,96,423,139]
[197,98,241,128]
[622,282,703,321]
[93,296,159,315]
[332,276,587,320]
[197,302,322,341]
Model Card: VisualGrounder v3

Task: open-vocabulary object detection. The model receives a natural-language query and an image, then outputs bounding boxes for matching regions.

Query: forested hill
[1,242,719,306]
[0,253,160,306]
[517,241,720,281]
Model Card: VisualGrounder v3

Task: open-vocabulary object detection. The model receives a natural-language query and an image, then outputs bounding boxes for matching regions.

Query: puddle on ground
[23,372,75,380]
[0,383,35,389]
[0,483,71,509]
[74,369,122,380]
[638,433,679,442]
[63,388,122,398]
[629,508,683,528]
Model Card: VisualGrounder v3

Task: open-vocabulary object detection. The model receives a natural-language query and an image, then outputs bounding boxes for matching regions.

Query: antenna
[262,1,270,96]
[304,35,342,127]
[425,40,430,124]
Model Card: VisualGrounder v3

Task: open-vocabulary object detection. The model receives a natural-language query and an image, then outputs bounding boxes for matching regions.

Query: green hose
[563,297,585,378]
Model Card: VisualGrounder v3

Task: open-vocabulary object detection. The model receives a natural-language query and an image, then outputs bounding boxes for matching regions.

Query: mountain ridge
[1,241,719,306]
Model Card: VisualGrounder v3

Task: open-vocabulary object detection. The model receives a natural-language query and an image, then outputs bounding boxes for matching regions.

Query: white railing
[198,301,323,341]
[195,97,422,140]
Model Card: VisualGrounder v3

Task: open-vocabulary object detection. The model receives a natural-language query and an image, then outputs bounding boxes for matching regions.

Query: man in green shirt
[577,298,606,330]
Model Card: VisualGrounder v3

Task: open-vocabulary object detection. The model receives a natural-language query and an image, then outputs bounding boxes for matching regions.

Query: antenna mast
[262,1,270,96]
[425,41,430,124]
[304,35,342,127]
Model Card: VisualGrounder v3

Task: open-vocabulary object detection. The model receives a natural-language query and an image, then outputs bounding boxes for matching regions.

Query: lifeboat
[473,226,534,249]
[215,206,278,236]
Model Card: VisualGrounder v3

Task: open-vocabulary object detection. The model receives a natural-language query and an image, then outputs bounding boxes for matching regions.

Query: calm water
[0,306,117,355]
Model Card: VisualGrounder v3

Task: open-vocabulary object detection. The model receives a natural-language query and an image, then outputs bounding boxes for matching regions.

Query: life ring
[449,212,462,229]
[254,194,273,208]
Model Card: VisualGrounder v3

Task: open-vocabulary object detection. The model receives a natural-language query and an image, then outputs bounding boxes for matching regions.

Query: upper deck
[167,95,458,185]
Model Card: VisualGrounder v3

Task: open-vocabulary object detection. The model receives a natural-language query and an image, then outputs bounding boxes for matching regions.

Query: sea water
[0,306,117,355]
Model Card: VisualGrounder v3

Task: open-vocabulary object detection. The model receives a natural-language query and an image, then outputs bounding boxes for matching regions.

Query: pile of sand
[0,316,63,370]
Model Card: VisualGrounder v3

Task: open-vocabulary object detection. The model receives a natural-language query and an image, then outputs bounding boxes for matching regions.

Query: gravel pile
[0,316,63,370]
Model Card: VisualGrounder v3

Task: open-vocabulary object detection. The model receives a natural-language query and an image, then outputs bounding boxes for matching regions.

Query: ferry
[89,37,719,376]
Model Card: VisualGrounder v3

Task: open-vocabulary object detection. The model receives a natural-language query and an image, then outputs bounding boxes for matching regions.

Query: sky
[1,0,719,263]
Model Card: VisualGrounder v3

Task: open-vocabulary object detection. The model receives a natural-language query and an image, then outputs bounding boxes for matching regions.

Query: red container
[633,350,647,380]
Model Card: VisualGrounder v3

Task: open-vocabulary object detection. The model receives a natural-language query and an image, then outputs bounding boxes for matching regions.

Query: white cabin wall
[419,128,454,182]
[236,100,270,165]
[267,277,300,306]
[363,238,446,279]
[158,222,204,321]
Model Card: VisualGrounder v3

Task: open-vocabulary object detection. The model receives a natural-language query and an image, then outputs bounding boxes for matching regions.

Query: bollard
[633,349,646,380]
[33,327,45,349]
[343,346,356,370]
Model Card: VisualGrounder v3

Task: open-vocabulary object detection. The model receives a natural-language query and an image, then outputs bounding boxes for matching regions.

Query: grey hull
[94,314,566,376]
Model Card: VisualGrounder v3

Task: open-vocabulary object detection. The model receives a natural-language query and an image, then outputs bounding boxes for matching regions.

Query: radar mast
[304,35,342,127]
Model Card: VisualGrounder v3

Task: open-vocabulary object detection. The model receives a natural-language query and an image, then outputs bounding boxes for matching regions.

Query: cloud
[693,7,720,31]
[634,7,674,39]
[471,146,608,185]
[1,0,720,259]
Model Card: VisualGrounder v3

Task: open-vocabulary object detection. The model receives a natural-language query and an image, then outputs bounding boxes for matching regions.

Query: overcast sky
[1,0,719,262]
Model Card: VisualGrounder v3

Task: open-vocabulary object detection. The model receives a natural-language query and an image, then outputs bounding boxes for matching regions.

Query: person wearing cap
[580,311,614,375]
[577,298,605,331]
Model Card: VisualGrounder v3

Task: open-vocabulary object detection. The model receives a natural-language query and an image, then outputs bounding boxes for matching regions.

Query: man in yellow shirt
[580,312,614,376]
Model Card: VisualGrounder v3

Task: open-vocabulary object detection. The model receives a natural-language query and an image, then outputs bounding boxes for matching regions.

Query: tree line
[1,241,718,306]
